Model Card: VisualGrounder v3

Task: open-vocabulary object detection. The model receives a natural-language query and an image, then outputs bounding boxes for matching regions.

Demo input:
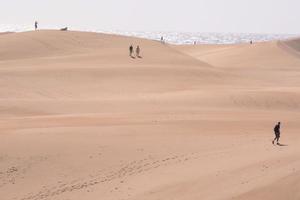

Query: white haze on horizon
[0,23,298,45]
[0,0,300,34]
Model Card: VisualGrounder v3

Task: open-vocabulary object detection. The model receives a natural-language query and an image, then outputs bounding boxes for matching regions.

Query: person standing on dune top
[272,122,281,145]
[35,21,38,30]
[161,36,164,44]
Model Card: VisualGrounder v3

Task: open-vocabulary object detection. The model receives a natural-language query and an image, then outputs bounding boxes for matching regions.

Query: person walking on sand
[129,45,134,57]
[35,21,38,30]
[136,45,140,57]
[272,122,281,145]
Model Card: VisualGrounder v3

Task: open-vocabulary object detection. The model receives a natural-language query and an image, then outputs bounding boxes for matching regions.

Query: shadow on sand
[277,143,288,147]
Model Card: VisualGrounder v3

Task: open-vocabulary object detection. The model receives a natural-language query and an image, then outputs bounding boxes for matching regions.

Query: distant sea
[0,24,298,45]
[101,31,298,45]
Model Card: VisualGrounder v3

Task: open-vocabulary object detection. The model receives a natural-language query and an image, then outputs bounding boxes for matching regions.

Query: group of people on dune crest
[34,21,68,31]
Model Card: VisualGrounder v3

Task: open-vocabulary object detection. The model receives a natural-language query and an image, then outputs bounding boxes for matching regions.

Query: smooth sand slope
[0,31,300,200]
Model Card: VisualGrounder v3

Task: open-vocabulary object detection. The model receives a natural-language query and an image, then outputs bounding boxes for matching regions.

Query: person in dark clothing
[35,21,38,30]
[161,36,164,44]
[272,122,281,145]
[129,45,134,57]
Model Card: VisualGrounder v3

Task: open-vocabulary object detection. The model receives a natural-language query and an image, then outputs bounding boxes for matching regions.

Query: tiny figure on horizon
[35,21,38,30]
[250,40,253,45]
[161,36,164,44]
[129,45,134,57]
[272,122,281,145]
[60,27,68,31]
[136,45,141,58]
[194,41,197,45]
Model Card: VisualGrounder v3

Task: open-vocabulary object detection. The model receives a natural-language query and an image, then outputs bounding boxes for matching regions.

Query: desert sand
[0,30,300,200]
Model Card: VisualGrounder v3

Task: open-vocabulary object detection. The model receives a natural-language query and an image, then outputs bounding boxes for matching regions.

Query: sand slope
[0,31,300,200]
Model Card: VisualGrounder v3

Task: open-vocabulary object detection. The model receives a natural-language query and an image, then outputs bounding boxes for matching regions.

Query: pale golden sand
[1,31,300,200]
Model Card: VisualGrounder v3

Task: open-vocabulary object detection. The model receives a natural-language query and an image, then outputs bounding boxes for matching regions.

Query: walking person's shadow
[277,143,288,147]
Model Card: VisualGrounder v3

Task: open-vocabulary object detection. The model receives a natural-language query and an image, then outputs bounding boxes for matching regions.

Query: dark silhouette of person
[129,45,134,57]
[136,45,140,57]
[60,27,68,31]
[272,122,281,145]
[35,21,38,30]
[161,36,164,44]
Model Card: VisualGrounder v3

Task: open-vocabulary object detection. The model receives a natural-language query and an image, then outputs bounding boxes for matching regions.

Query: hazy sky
[1,0,300,33]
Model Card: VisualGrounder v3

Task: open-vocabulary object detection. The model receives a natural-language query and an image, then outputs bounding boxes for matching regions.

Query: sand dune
[283,38,300,52]
[0,31,300,200]
[176,41,300,70]
[232,171,300,200]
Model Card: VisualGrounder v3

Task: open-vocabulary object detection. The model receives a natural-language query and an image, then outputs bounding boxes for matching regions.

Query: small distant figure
[60,27,68,31]
[272,122,281,145]
[35,21,38,30]
[161,36,164,44]
[194,41,197,45]
[136,45,141,58]
[129,45,134,57]
[250,40,253,45]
